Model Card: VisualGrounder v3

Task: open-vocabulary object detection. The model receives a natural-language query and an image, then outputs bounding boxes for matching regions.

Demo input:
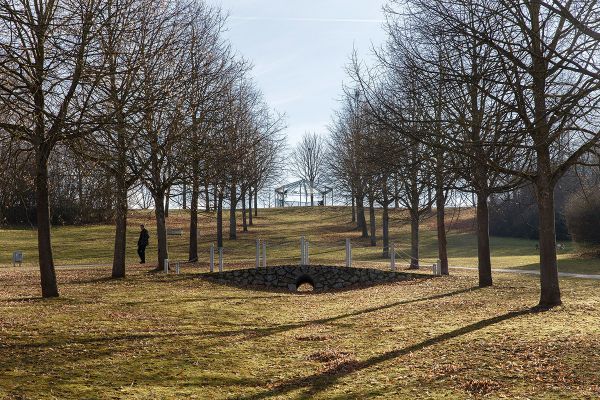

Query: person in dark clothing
[138,224,149,264]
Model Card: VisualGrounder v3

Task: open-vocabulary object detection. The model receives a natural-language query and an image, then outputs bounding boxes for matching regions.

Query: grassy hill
[1,207,599,399]
[1,206,598,274]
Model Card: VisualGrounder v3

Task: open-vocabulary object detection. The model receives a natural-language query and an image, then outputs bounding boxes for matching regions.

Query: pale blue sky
[210,1,388,146]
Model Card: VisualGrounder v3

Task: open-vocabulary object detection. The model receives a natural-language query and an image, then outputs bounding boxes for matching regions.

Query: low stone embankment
[203,265,429,292]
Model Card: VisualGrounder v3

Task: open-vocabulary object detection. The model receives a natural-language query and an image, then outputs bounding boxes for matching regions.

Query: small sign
[12,251,23,267]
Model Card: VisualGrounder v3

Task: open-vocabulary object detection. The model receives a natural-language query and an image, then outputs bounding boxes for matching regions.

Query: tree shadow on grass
[242,308,533,400]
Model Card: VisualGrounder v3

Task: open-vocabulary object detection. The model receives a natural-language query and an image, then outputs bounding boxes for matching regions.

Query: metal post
[437,259,442,276]
[300,236,305,265]
[256,239,260,270]
[218,247,223,272]
[262,240,267,268]
[164,259,169,274]
[391,242,396,271]
[176,262,180,275]
[210,244,215,272]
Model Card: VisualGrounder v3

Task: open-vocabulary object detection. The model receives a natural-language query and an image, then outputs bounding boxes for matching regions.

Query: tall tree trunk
[36,147,59,298]
[351,190,356,223]
[188,173,199,262]
[409,208,419,269]
[382,200,389,258]
[153,190,168,270]
[164,187,170,218]
[242,189,248,232]
[248,189,253,226]
[204,181,210,212]
[182,183,187,210]
[369,198,376,246]
[254,187,258,216]
[356,194,368,238]
[229,183,237,240]
[213,182,218,211]
[112,174,128,278]
[536,173,561,307]
[217,192,224,248]
[476,191,492,287]
[436,185,449,275]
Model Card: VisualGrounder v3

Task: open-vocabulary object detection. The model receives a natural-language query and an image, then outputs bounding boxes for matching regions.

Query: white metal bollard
[390,242,396,271]
[256,239,261,269]
[218,247,223,272]
[164,259,169,274]
[262,240,267,268]
[210,244,215,272]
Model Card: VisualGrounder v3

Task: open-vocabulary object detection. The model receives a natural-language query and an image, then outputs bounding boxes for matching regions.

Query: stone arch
[295,274,315,290]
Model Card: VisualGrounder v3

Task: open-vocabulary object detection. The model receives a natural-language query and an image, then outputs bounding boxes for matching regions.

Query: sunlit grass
[1,206,598,275]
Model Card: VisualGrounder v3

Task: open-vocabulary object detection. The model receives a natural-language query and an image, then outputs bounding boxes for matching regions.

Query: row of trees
[327,0,600,308]
[0,0,284,297]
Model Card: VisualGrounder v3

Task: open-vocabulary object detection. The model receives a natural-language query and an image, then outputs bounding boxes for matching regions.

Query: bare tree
[290,132,327,206]
[0,0,105,297]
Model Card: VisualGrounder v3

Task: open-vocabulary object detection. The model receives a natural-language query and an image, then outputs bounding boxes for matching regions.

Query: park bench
[167,228,183,236]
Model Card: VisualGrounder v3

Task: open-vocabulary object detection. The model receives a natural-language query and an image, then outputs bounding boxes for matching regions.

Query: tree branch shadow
[242,308,533,400]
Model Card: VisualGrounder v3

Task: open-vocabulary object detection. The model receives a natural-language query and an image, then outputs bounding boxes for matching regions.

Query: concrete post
[345,239,350,268]
[305,240,309,266]
[164,259,169,274]
[176,262,180,275]
[262,240,267,268]
[300,236,305,265]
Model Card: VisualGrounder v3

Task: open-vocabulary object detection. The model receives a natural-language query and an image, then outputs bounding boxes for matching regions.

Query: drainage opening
[295,274,315,292]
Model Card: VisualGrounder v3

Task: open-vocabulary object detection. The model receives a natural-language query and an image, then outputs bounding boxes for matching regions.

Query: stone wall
[203,265,430,292]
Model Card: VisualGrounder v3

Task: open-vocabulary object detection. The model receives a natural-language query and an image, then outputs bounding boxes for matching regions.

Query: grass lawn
[1,265,599,399]
[1,206,598,275]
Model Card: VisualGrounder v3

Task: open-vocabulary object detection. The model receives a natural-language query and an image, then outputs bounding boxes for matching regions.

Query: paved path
[450,266,600,280]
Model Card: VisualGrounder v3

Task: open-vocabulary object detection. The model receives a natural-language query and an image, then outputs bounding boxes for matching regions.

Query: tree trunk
[351,192,356,223]
[356,194,368,238]
[188,174,199,262]
[229,183,237,240]
[242,189,248,232]
[204,181,210,212]
[382,200,389,258]
[112,175,128,278]
[369,198,376,246]
[36,147,59,298]
[217,192,224,248]
[153,190,168,270]
[536,177,561,307]
[409,208,419,269]
[164,187,170,218]
[248,189,253,226]
[476,191,492,287]
[436,185,449,275]
[254,187,258,216]
[213,182,218,211]
[182,183,187,210]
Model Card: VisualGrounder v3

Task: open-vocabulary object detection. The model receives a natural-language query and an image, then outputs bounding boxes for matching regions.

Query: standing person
[138,224,149,264]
